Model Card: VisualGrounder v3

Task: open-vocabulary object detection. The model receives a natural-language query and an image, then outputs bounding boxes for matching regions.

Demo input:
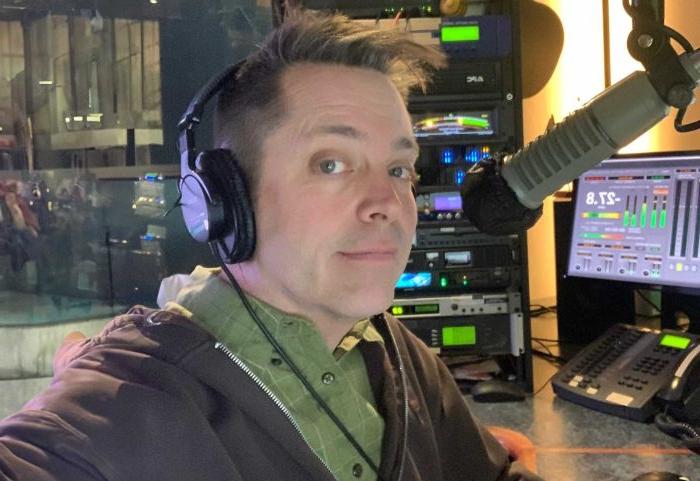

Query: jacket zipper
[384,320,408,481]
[213,342,339,481]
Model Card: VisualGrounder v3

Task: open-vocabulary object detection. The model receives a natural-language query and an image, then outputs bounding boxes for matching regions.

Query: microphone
[462,48,700,236]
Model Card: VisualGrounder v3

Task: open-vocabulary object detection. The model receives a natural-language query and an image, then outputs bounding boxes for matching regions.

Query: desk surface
[467,313,700,481]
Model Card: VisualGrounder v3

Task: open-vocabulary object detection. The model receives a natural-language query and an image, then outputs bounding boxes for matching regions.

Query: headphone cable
[211,243,384,478]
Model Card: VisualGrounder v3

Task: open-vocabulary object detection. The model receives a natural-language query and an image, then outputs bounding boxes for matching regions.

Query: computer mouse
[470,379,527,403]
[631,472,689,481]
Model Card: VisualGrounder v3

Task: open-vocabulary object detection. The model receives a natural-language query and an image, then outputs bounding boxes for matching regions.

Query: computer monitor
[567,151,700,332]
[568,150,700,290]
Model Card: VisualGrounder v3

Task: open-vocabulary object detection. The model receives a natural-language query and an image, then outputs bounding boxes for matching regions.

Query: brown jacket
[0,307,541,481]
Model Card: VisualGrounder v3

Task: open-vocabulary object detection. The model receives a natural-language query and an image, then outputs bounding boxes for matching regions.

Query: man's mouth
[339,246,398,262]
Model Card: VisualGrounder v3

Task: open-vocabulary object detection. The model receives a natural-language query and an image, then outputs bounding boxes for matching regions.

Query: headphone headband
[178,60,246,173]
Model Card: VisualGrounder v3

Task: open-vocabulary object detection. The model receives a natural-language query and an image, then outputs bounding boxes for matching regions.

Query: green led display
[414,303,440,314]
[442,326,476,347]
[440,25,480,43]
[659,334,691,350]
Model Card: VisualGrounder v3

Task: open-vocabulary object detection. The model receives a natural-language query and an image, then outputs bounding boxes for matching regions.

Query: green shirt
[164,267,385,481]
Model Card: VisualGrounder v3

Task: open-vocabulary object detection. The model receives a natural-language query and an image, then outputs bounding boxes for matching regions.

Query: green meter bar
[659,333,691,350]
[440,24,480,43]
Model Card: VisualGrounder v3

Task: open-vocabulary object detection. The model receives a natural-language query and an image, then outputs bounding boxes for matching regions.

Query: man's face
[245,63,418,325]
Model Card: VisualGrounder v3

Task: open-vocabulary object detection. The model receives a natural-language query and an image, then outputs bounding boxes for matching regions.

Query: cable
[674,107,700,133]
[530,370,558,398]
[211,244,383,478]
[530,337,563,344]
[635,289,661,312]
[654,411,700,449]
[662,25,694,53]
[529,304,557,317]
[531,339,555,358]
[163,185,183,218]
[531,348,569,365]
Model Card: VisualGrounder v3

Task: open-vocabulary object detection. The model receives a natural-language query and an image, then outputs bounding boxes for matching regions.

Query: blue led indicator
[462,146,492,164]
[440,147,455,165]
[455,169,466,185]
[468,147,478,164]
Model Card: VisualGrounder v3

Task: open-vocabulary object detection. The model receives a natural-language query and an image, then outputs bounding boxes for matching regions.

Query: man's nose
[356,173,404,223]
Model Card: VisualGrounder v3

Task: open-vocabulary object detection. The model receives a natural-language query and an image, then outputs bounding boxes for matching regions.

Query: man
[0,9,543,481]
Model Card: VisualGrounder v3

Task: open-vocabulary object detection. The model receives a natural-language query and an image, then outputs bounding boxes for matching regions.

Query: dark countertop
[466,314,700,481]
[467,388,699,481]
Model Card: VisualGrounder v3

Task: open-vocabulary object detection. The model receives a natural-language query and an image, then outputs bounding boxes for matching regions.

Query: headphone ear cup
[179,155,227,243]
[197,149,256,263]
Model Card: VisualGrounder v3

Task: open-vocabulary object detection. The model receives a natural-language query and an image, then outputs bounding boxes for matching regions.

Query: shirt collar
[167,266,384,357]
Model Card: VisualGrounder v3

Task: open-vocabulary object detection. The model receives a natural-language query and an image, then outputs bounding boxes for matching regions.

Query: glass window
[0,0,273,326]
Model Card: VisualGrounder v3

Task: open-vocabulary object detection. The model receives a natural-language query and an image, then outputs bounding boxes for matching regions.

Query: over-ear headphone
[177,60,256,264]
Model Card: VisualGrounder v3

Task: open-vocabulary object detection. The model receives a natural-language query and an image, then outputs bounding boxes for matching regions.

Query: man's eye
[319,159,347,174]
[389,166,414,180]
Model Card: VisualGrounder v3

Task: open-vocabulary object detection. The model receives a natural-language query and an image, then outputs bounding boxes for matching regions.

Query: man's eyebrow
[306,124,367,140]
[307,124,419,154]
[393,136,419,154]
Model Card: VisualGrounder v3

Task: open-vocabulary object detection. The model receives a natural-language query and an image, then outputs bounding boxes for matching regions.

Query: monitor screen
[567,151,700,290]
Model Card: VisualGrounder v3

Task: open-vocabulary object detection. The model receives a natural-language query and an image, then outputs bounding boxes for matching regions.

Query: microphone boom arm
[462,0,700,235]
